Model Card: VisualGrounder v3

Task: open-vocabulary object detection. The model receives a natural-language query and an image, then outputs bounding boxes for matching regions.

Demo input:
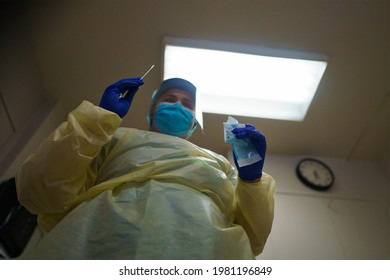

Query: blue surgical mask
[153,102,195,138]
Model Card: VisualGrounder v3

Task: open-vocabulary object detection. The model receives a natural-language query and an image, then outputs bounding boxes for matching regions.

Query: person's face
[156,89,195,110]
[150,89,196,136]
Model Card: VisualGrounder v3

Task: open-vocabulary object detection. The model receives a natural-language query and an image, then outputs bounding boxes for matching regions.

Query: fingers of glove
[122,87,140,102]
[115,99,131,118]
[245,124,255,129]
[232,124,255,136]
[100,78,144,113]
[99,97,129,118]
[106,78,144,96]
[232,125,267,158]
[232,125,264,142]
[120,78,144,102]
[114,78,144,91]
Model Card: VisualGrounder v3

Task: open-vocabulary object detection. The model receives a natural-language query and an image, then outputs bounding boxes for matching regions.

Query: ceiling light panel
[163,38,327,121]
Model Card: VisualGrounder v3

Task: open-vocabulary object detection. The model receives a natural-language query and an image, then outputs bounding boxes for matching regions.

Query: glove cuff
[239,172,262,182]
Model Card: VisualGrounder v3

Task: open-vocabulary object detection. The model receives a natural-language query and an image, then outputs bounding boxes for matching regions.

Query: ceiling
[2,0,389,173]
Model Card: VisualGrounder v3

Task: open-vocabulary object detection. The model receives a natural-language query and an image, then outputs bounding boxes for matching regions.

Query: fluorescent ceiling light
[163,38,327,122]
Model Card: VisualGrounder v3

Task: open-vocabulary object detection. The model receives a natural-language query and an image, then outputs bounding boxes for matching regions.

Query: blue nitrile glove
[232,124,267,182]
[99,78,144,118]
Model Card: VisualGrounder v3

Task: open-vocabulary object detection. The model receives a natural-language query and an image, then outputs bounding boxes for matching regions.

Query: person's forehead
[158,89,194,102]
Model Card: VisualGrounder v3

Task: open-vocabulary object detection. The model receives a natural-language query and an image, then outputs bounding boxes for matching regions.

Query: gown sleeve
[16,101,122,216]
[234,173,276,256]
[204,149,276,256]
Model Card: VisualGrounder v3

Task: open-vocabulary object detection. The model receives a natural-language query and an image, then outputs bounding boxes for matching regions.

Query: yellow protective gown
[16,101,275,260]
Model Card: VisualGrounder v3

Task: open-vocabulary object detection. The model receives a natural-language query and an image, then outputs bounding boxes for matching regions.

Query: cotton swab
[121,65,155,98]
[141,64,155,80]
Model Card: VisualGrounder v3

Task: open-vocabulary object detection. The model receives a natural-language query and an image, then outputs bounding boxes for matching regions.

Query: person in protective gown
[16,77,275,259]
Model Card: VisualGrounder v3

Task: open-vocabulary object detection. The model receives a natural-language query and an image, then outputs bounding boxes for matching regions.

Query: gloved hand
[99,78,144,118]
[232,124,267,182]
